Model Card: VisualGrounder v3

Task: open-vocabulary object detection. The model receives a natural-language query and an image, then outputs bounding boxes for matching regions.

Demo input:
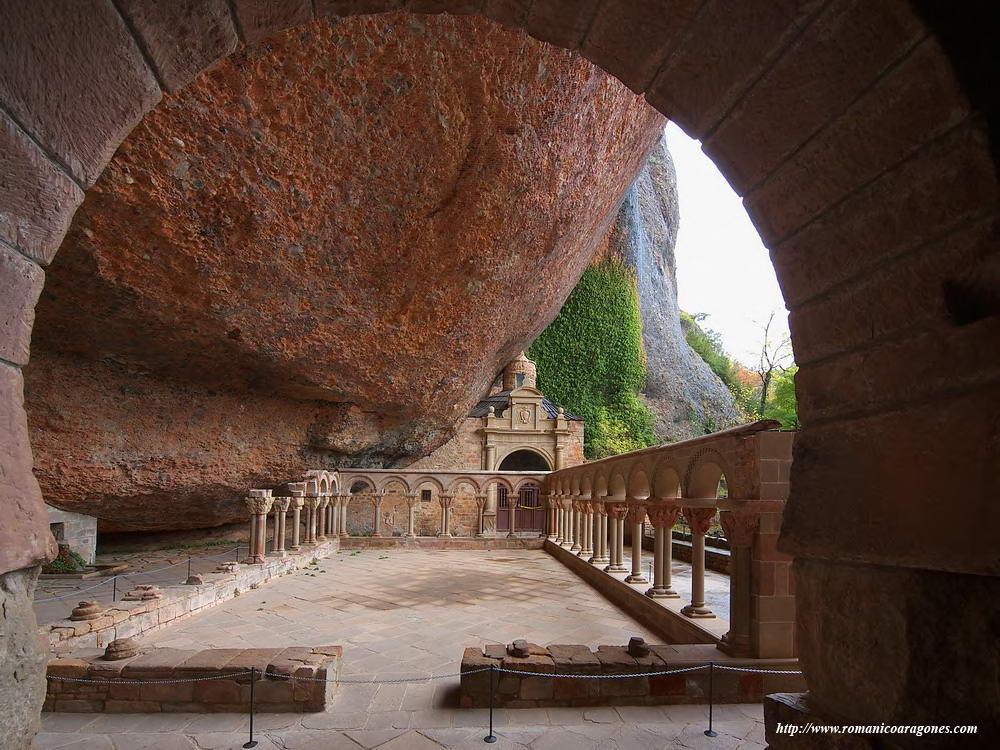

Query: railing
[541,421,796,659]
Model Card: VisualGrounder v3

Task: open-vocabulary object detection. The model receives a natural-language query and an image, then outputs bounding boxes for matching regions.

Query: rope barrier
[44,659,801,745]
[46,671,254,685]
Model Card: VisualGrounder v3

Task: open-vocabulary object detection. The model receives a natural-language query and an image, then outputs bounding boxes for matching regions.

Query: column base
[580,549,593,559]
[645,587,679,598]
[437,532,453,538]
[242,555,265,565]
[570,544,581,553]
[604,564,628,573]
[267,550,287,558]
[625,574,648,584]
[338,533,348,538]
[507,532,517,538]
[406,533,417,538]
[718,632,752,657]
[681,604,716,618]
[546,535,557,541]
[289,545,301,552]
[317,535,327,542]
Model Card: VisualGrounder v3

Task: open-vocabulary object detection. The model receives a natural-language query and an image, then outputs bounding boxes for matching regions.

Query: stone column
[646,504,680,598]
[327,498,336,537]
[243,490,273,564]
[719,510,759,655]
[544,494,557,541]
[437,494,453,538]
[681,507,716,618]
[555,496,565,544]
[625,500,648,584]
[289,495,304,552]
[406,494,418,538]
[316,496,329,542]
[303,496,319,545]
[587,507,600,563]
[580,502,594,559]
[270,497,291,557]
[475,494,486,537]
[372,493,384,538]
[339,495,349,538]
[570,500,582,553]
[507,491,518,538]
[604,504,628,573]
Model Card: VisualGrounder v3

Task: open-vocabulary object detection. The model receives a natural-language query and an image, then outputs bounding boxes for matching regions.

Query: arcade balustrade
[541,421,795,659]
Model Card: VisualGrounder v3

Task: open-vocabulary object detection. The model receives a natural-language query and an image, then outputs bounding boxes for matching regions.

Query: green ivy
[528,259,657,459]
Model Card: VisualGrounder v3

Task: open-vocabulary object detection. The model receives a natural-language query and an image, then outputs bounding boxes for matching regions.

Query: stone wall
[45,506,97,565]
[407,419,485,472]
[43,540,337,656]
[460,642,804,708]
[45,646,340,713]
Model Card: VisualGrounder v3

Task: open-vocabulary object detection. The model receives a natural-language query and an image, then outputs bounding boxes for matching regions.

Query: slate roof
[468,390,582,421]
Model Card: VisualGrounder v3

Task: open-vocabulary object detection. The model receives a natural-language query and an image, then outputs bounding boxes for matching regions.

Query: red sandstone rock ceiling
[25,13,663,531]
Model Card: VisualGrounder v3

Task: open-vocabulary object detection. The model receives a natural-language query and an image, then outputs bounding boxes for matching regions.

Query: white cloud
[665,122,790,367]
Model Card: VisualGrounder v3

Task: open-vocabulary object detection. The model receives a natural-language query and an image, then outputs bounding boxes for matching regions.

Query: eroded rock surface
[602,136,738,441]
[25,13,663,531]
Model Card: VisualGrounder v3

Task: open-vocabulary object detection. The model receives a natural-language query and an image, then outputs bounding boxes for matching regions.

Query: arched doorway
[497,449,551,472]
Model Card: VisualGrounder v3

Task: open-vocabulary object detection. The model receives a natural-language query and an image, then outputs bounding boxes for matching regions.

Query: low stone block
[122,648,197,679]
[253,677,295,704]
[53,698,103,712]
[47,658,90,678]
[104,699,162,713]
[224,648,285,680]
[173,648,245,678]
[140,681,193,703]
[193,678,242,704]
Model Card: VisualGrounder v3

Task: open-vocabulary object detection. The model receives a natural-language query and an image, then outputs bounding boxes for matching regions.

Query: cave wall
[24,13,664,532]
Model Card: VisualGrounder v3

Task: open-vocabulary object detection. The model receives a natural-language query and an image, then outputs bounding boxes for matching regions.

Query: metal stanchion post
[112,576,117,602]
[704,662,717,737]
[187,557,192,580]
[244,667,258,748]
[484,664,497,744]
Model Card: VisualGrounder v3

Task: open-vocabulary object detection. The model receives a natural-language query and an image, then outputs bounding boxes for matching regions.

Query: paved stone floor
[42,549,758,748]
[38,703,766,749]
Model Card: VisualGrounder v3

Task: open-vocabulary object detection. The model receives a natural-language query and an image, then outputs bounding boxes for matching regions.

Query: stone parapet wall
[44,645,341,713]
[42,540,338,655]
[339,537,544,551]
[460,643,804,708]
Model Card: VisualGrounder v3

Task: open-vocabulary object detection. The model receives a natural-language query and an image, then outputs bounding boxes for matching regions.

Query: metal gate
[497,484,544,533]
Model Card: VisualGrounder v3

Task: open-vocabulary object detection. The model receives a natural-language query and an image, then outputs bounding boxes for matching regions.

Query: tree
[763,366,800,429]
[754,312,794,414]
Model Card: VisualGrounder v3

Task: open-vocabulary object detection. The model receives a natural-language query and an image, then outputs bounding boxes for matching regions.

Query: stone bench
[44,645,342,713]
[460,643,806,708]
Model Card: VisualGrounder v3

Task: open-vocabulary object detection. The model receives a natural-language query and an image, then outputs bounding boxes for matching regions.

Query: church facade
[346,354,585,537]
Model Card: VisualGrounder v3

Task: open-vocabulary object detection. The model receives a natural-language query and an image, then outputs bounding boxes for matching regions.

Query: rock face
[24,13,664,531]
[602,136,738,442]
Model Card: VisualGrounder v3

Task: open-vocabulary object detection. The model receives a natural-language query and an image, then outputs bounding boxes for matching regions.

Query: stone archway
[497,448,551,472]
[1,1,998,744]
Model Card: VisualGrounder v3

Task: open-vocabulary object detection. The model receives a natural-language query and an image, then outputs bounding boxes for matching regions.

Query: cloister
[240,420,792,662]
[2,1,997,747]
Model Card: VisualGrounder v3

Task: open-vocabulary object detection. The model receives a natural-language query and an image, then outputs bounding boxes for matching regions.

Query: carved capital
[289,496,304,510]
[244,493,274,515]
[406,494,419,508]
[318,495,330,509]
[438,494,454,509]
[626,500,647,523]
[302,496,320,510]
[719,510,759,547]
[647,504,680,529]
[274,497,291,513]
[607,502,629,520]
[683,507,716,536]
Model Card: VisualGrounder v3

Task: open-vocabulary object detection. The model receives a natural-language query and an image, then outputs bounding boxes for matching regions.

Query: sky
[664,122,791,368]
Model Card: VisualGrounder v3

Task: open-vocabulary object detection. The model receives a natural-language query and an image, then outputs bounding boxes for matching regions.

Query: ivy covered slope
[529,260,657,458]
[530,135,738,457]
